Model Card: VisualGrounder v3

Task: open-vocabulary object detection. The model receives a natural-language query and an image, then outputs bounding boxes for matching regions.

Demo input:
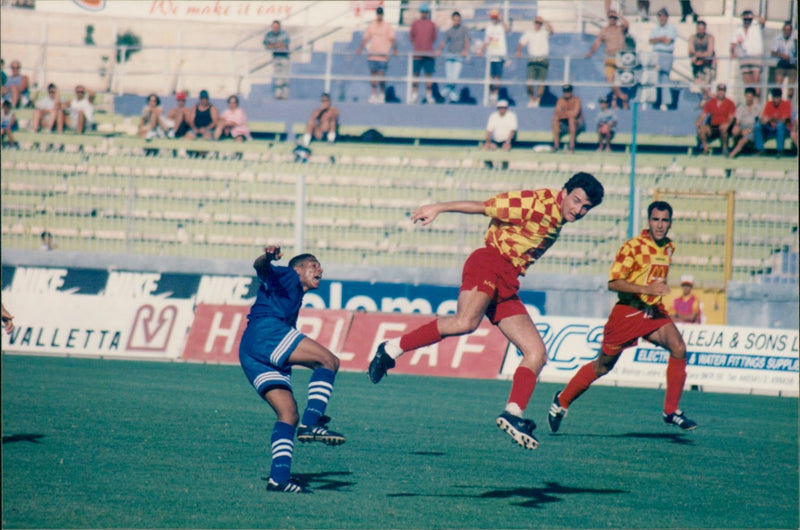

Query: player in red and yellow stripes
[369,172,605,450]
[548,200,698,433]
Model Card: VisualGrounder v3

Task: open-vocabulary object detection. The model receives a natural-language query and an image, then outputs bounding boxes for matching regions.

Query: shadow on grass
[552,431,695,445]
[2,433,45,444]
[388,481,628,508]
[263,471,355,491]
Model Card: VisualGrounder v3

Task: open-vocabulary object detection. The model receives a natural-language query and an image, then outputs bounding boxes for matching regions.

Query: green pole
[628,100,638,239]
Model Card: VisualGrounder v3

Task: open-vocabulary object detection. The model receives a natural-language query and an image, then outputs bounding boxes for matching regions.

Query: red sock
[664,357,687,414]
[506,366,537,413]
[559,362,599,408]
[398,320,441,352]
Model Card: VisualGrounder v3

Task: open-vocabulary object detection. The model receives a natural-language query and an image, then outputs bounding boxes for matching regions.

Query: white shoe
[410,90,418,103]
[526,100,536,108]
[378,93,385,103]
[367,94,378,104]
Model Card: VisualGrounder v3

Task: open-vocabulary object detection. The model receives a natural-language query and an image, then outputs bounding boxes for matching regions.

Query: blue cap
[199,89,209,99]
[419,3,430,13]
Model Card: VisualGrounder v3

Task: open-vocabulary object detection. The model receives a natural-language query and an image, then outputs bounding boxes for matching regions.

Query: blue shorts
[413,57,435,76]
[239,317,305,397]
[368,60,389,73]
[490,60,504,78]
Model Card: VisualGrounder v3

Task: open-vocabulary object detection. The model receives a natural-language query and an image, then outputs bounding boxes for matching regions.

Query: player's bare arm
[254,246,283,275]
[608,277,671,296]
[411,200,486,226]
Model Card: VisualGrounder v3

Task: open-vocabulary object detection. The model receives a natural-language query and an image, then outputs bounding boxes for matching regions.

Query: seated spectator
[63,84,94,134]
[695,83,735,155]
[31,83,63,133]
[138,93,167,139]
[754,88,792,157]
[2,60,30,108]
[215,95,251,142]
[165,91,191,138]
[728,88,760,158]
[1,99,18,148]
[303,92,339,146]
[688,21,716,105]
[40,230,57,251]
[552,84,584,152]
[483,99,517,151]
[596,97,616,152]
[672,275,701,324]
[184,89,218,140]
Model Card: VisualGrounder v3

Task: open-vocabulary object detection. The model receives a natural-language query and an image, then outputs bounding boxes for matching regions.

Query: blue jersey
[247,263,304,326]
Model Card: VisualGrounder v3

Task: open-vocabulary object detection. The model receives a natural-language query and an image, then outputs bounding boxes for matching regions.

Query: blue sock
[301,367,336,427]
[270,421,296,484]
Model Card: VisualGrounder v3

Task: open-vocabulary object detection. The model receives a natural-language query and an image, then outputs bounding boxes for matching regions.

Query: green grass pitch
[2,354,797,529]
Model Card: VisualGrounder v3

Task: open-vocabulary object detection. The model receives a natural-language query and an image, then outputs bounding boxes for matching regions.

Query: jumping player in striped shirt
[547,201,698,433]
[369,172,605,450]
[239,246,345,494]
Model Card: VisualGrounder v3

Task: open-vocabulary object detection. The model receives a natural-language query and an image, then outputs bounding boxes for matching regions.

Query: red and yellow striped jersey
[483,189,564,275]
[609,229,674,306]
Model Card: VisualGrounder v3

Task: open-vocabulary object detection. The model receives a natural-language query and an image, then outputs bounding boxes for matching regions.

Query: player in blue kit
[239,246,345,494]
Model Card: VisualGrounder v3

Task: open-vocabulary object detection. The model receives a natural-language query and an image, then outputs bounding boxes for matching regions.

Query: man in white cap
[483,99,517,151]
[479,9,510,104]
[672,274,702,324]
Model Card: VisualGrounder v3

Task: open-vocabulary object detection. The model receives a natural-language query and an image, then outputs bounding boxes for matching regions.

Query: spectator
[263,20,290,100]
[672,275,701,324]
[437,11,470,104]
[356,6,397,104]
[728,87,760,158]
[184,90,218,140]
[3,60,30,108]
[63,84,94,134]
[679,1,697,23]
[478,9,510,104]
[637,1,650,21]
[688,21,716,105]
[214,95,250,142]
[552,84,584,152]
[1,99,18,148]
[730,10,765,97]
[755,88,792,157]
[649,8,679,111]
[31,83,63,133]
[596,97,617,152]
[40,230,56,251]
[585,10,629,109]
[165,91,191,138]
[483,99,517,151]
[137,93,167,139]
[695,83,735,155]
[409,3,437,104]
[516,15,553,108]
[771,21,797,100]
[303,92,339,147]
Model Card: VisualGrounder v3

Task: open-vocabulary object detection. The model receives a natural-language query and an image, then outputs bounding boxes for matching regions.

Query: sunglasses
[11,65,21,69]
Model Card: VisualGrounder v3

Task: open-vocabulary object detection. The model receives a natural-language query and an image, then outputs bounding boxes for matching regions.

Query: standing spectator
[409,3,437,104]
[1,99,18,148]
[730,10,765,97]
[771,21,797,100]
[649,8,679,111]
[137,93,167,139]
[264,20,290,100]
[755,88,792,157]
[516,16,553,108]
[215,95,250,142]
[585,10,629,109]
[688,21,716,105]
[596,97,617,152]
[303,92,339,147]
[547,201,698,434]
[483,99,517,151]
[356,6,397,104]
[672,275,702,324]
[728,87,760,158]
[479,9,510,104]
[40,230,56,251]
[437,11,470,104]
[165,91,191,139]
[552,84,584,152]
[31,83,63,133]
[696,83,736,155]
[679,1,697,23]
[184,90,218,140]
[63,84,94,134]
[3,60,30,108]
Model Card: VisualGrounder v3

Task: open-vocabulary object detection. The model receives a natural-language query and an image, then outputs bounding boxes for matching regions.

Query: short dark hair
[148,93,161,105]
[41,230,52,239]
[744,87,757,96]
[696,20,706,27]
[771,87,783,98]
[647,201,673,219]
[452,11,460,17]
[228,95,239,104]
[564,172,604,207]
[289,253,318,269]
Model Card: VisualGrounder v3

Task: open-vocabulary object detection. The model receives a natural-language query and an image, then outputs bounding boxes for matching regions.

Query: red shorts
[602,302,671,356]
[461,246,527,324]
